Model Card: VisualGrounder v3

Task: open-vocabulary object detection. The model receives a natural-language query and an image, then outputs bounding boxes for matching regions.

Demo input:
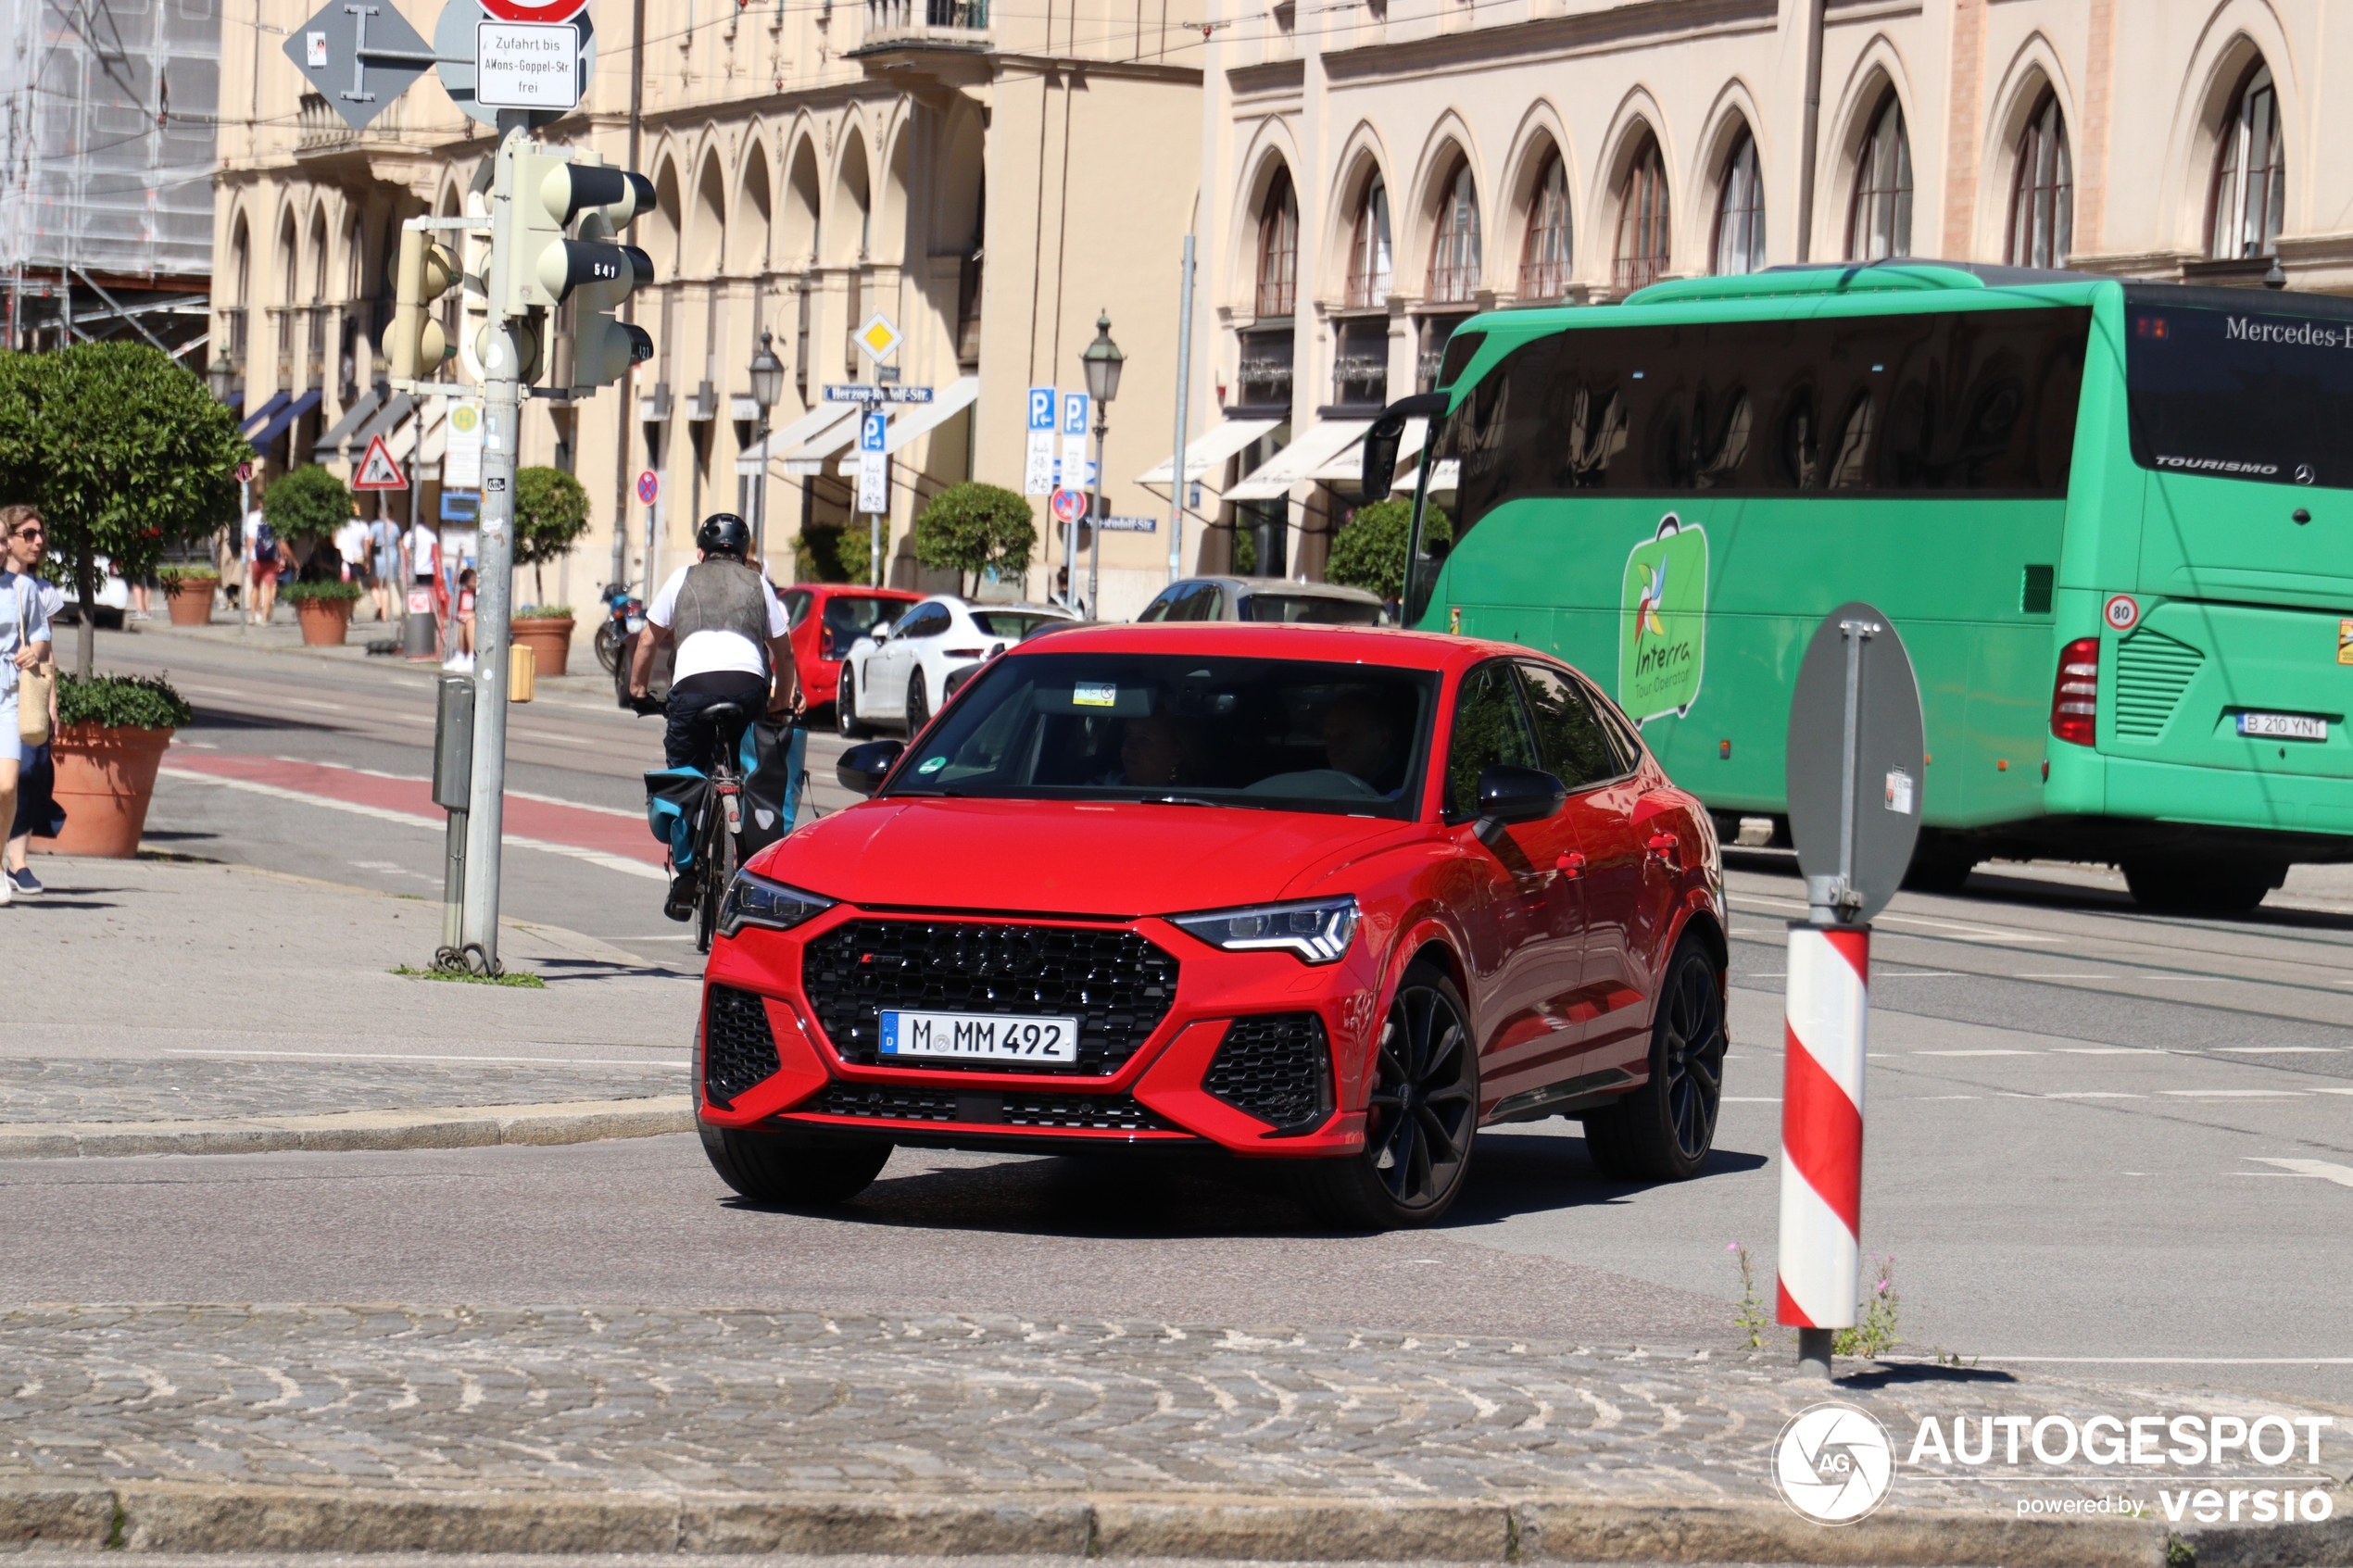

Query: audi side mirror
[1477,763,1567,826]
[837,739,905,797]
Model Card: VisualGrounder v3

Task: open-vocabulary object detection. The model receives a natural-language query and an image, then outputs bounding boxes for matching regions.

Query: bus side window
[1828,392,1877,489]
[1777,386,1818,488]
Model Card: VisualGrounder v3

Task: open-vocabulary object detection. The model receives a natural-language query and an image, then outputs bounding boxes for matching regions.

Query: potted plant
[0,343,246,674]
[159,564,220,626]
[510,466,592,677]
[282,577,362,646]
[36,671,192,859]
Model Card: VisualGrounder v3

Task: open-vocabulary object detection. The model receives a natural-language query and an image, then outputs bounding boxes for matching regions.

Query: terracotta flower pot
[295,596,355,646]
[510,616,575,678]
[33,724,173,859]
[164,577,219,627]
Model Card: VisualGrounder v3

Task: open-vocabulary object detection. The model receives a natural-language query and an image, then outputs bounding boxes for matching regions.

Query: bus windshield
[2122,287,2353,490]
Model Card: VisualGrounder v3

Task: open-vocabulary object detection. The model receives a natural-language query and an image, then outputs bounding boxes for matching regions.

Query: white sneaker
[0,874,12,907]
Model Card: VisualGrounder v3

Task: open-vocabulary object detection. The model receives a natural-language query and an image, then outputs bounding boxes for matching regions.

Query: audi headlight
[717,872,835,938]
[1169,896,1360,964]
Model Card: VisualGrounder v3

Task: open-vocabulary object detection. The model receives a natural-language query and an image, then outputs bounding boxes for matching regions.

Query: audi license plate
[2237,711,2329,742]
[878,1010,1079,1063]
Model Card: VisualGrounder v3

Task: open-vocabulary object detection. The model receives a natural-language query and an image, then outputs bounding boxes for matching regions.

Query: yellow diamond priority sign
[854,314,901,364]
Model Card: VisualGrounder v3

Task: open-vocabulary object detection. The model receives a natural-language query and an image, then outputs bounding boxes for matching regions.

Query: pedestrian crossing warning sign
[354,433,407,491]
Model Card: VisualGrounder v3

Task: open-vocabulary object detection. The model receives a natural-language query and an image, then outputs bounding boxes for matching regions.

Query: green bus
[1365,261,2353,913]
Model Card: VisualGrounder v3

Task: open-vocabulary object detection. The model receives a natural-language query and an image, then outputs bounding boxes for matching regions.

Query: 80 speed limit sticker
[2105,594,2140,632]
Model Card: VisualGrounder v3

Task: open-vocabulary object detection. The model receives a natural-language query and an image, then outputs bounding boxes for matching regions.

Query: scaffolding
[0,0,219,351]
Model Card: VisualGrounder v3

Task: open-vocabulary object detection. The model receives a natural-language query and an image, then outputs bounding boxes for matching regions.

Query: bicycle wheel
[695,794,738,954]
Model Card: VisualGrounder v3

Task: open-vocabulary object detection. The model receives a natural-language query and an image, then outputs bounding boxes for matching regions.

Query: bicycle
[685,700,753,954]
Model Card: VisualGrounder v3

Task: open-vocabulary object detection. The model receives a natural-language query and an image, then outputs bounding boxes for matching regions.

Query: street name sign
[354,434,409,491]
[284,0,439,131]
[1785,600,1924,926]
[824,384,934,404]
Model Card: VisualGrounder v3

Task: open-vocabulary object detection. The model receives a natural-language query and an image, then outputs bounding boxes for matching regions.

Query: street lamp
[1079,312,1123,617]
[748,330,786,565]
[207,352,237,404]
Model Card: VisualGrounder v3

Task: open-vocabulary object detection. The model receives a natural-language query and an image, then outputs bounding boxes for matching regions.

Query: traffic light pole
[458,110,531,974]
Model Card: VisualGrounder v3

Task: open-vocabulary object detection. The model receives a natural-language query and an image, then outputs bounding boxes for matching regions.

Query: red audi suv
[695,623,1727,1228]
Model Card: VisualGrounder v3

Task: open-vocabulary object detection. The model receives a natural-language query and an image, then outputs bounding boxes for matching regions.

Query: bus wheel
[2120,856,2285,916]
[1903,834,1978,894]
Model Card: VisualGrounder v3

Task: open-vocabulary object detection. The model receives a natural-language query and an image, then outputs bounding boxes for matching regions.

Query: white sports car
[836,596,1076,736]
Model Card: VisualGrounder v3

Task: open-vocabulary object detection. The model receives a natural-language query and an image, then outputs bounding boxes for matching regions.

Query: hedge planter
[163,576,220,626]
[36,724,173,859]
[510,615,575,678]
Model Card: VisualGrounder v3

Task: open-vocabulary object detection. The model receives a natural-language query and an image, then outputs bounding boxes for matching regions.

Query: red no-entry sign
[477,0,591,20]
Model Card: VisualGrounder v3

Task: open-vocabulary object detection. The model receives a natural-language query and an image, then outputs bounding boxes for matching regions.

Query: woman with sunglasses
[0,505,56,906]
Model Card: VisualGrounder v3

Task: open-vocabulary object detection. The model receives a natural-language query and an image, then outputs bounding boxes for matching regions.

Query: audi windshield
[887,652,1438,819]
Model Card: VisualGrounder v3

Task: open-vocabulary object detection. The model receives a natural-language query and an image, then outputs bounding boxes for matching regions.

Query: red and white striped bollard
[1778,922,1869,1376]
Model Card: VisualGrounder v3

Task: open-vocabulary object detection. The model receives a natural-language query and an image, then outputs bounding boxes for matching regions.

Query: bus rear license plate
[878,1010,1079,1062]
[2238,712,2328,741]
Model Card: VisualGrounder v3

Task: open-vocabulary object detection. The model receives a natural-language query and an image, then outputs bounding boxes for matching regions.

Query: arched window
[2007,91,2072,269]
[2210,63,2284,260]
[1255,165,1298,319]
[1428,158,1481,304]
[1345,171,1391,307]
[1712,128,1765,275]
[1848,93,1912,261]
[1612,132,1669,293]
[1519,148,1571,301]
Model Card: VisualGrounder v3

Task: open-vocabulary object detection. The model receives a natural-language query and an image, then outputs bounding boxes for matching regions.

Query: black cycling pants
[664,671,769,771]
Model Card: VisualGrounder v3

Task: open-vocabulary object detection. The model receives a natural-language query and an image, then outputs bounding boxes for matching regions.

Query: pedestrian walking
[249,514,290,625]
[367,514,400,621]
[0,506,56,908]
[335,516,369,591]
[456,567,477,655]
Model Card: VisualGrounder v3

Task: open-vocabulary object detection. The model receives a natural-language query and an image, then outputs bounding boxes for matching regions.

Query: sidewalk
[0,856,696,1158]
[129,613,621,712]
[2,1305,2345,1565]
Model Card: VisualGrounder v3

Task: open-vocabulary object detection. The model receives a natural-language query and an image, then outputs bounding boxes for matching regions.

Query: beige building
[210,0,1202,632]
[1184,0,2353,582]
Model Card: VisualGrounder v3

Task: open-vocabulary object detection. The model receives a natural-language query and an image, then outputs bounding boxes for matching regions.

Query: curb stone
[0,1098,691,1160]
[0,1485,2197,1564]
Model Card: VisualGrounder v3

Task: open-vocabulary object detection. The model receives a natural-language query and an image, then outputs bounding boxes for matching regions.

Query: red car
[695,623,1727,1228]
[778,583,922,713]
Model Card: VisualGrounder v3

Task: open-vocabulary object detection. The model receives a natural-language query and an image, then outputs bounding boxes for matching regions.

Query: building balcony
[851,0,991,58]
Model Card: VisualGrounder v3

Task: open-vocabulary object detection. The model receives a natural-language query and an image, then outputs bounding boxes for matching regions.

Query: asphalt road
[18,623,2353,1405]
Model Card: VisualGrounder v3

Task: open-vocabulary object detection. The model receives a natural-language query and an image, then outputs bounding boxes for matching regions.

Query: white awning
[1394,458,1461,494]
[1226,419,1373,501]
[780,402,864,476]
[384,396,446,465]
[1137,418,1280,486]
[884,376,980,454]
[1312,418,1427,483]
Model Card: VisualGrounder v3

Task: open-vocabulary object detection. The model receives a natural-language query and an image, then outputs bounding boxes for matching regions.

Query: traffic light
[384,225,459,382]
[499,145,655,392]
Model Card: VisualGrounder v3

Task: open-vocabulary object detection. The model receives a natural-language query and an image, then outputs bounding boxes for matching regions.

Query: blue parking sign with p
[1027,387,1056,432]
[861,410,887,452]
[1063,391,1089,438]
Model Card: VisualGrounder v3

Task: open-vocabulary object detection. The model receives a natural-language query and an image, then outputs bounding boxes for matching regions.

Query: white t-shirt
[648,562,788,683]
[0,571,52,706]
[334,520,369,569]
[407,524,438,577]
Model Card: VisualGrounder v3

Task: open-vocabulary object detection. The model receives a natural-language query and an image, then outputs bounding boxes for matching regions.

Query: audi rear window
[891,652,1439,819]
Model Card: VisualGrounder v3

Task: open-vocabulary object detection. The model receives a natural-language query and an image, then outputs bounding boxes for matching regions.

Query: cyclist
[631,512,801,919]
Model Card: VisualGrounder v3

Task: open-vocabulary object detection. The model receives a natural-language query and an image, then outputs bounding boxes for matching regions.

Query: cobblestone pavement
[3,1306,2341,1512]
[0,1057,686,1125]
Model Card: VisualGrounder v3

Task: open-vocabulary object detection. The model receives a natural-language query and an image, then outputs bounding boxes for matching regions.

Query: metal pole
[1837,621,1863,895]
[1168,234,1194,585]
[753,409,771,565]
[441,809,468,952]
[869,509,882,587]
[458,110,528,974]
[1088,410,1105,616]
[1794,0,1827,262]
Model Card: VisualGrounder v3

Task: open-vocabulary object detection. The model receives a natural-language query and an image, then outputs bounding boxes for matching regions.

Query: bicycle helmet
[696,512,752,559]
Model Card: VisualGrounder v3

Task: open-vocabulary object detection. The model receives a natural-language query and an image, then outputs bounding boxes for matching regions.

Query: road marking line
[2038,1092,2144,1098]
[1913,1049,2038,1056]
[259,755,645,821]
[2058,1047,2164,1055]
[2248,1158,2353,1188]
[2017,972,2117,979]
[158,767,665,882]
[1731,895,2066,943]
[166,1048,680,1064]
[1880,970,1962,977]
[2160,1089,2306,1098]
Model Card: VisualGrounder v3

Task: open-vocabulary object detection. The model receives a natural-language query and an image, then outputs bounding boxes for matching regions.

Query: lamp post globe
[749,330,786,411]
[1081,311,1123,405]
[208,354,237,403]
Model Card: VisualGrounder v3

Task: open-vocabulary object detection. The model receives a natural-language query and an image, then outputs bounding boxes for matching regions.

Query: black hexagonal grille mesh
[810,1082,1178,1133]
[800,920,1179,1076]
[705,985,783,1109]
[1203,1013,1331,1132]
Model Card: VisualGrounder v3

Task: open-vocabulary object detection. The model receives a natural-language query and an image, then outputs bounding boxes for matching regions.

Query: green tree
[262,464,354,543]
[1325,498,1453,604]
[912,483,1037,596]
[793,522,858,584]
[0,344,247,672]
[512,465,592,608]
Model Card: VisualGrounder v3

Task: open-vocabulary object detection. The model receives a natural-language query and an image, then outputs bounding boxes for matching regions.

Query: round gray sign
[1784,600,1925,927]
